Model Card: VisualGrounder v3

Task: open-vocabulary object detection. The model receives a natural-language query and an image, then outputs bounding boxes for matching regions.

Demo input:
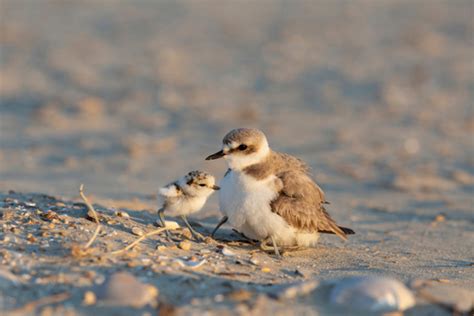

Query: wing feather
[270,170,349,240]
[158,183,182,198]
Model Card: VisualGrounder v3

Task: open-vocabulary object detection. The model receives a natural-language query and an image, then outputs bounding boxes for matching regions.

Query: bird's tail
[339,226,355,235]
[319,225,355,240]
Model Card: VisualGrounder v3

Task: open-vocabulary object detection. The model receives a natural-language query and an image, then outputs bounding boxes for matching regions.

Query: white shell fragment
[330,276,415,312]
[131,227,144,236]
[174,259,207,269]
[155,220,180,230]
[221,247,237,257]
[95,272,158,308]
[115,211,130,218]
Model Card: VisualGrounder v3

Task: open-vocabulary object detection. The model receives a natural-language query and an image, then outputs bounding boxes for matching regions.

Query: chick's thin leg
[181,215,204,242]
[211,216,228,238]
[158,207,172,240]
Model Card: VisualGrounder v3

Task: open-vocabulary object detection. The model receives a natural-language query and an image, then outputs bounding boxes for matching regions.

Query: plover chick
[206,128,354,256]
[158,170,219,241]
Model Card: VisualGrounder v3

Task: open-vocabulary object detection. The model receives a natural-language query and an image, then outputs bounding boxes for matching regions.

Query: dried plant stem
[110,227,173,255]
[8,292,70,315]
[79,184,101,249]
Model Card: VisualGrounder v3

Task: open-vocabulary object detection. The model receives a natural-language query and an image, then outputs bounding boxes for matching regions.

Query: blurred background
[0,0,473,210]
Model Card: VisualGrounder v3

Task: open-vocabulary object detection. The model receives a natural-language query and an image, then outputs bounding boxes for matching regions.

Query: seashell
[155,220,180,230]
[329,276,415,312]
[221,247,236,257]
[174,259,206,269]
[115,211,130,218]
[131,227,144,236]
[249,255,260,265]
[178,240,192,251]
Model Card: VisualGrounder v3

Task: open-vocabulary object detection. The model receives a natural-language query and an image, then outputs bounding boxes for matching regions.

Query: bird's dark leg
[211,216,228,238]
[231,229,257,244]
[158,207,172,240]
[181,215,204,242]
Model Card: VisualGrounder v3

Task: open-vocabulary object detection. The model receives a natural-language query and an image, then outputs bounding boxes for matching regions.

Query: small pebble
[83,291,97,305]
[261,267,271,273]
[214,294,224,302]
[181,228,192,240]
[156,245,167,252]
[131,227,144,236]
[249,255,260,265]
[155,220,180,229]
[204,237,214,244]
[26,234,37,243]
[116,211,130,218]
[228,289,252,302]
[178,240,192,251]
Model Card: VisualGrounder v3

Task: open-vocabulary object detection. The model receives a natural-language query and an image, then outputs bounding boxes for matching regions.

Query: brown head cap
[222,128,267,146]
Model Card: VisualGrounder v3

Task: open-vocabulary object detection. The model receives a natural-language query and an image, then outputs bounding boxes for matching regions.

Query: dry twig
[79,184,101,249]
[7,292,71,315]
[110,227,174,255]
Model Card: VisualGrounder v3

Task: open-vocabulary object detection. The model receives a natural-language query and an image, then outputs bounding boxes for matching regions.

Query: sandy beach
[1,1,473,315]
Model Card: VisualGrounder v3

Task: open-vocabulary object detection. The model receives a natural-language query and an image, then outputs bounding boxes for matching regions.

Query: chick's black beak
[212,185,220,190]
[205,150,225,160]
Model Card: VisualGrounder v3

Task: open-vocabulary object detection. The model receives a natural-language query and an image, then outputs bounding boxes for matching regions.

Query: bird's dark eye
[238,144,247,151]
[199,184,206,187]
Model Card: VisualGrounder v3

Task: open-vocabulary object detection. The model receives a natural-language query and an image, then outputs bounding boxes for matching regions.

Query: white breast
[165,196,207,216]
[219,170,283,240]
[218,170,321,247]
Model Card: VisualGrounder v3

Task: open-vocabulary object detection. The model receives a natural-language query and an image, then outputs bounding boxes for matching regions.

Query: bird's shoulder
[273,151,311,175]
[242,150,310,180]
[276,169,324,203]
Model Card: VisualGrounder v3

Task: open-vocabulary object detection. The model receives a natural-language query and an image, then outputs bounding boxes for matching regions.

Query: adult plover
[206,128,354,255]
[158,170,219,241]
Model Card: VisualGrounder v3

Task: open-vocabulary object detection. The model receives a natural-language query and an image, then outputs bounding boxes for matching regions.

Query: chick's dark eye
[199,184,206,187]
[238,144,247,151]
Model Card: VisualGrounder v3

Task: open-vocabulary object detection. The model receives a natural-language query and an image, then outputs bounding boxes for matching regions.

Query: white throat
[224,142,270,171]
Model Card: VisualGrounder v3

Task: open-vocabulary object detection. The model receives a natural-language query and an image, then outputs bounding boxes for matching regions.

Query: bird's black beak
[205,150,225,160]
[212,185,220,191]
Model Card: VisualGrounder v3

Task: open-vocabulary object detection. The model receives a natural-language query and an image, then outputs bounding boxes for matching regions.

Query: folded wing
[270,170,351,240]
